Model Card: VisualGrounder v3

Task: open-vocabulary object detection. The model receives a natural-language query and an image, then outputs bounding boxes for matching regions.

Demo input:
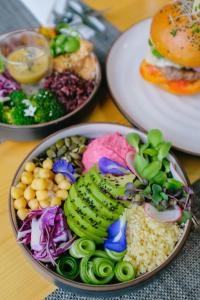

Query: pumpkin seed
[56,139,65,149]
[70,152,80,160]
[47,149,56,158]
[64,137,71,148]
[57,145,67,157]
[71,136,80,145]
[78,145,86,154]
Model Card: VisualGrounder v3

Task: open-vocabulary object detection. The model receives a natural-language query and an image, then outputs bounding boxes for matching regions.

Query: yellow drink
[7,46,50,84]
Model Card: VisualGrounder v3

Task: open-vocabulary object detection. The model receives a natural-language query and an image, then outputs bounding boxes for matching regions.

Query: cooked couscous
[124,205,182,275]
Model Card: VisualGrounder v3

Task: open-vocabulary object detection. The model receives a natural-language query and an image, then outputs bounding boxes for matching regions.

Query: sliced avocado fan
[64,165,134,244]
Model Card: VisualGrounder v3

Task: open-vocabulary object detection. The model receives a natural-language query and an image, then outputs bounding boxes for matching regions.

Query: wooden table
[1,1,200,299]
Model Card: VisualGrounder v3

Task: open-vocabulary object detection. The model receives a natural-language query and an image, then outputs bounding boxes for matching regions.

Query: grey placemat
[46,180,200,300]
[0,0,39,34]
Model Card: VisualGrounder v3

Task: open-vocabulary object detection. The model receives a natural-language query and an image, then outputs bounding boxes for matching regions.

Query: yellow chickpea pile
[11,158,71,220]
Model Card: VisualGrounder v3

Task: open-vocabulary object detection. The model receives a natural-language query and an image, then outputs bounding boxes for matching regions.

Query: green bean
[69,238,96,258]
[56,256,79,280]
[115,261,136,282]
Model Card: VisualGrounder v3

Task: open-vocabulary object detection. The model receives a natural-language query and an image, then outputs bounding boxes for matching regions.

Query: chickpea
[47,179,54,190]
[58,180,71,190]
[38,168,50,179]
[53,184,59,192]
[13,197,27,210]
[16,182,27,190]
[36,190,49,201]
[28,199,39,210]
[42,158,53,170]
[39,199,50,208]
[24,186,36,201]
[31,178,47,190]
[11,186,24,199]
[50,197,62,207]
[17,208,29,220]
[24,161,35,172]
[21,171,33,185]
[55,173,65,184]
[56,189,68,200]
[34,167,43,178]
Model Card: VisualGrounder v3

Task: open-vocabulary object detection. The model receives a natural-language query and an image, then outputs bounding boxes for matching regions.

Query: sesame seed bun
[150,2,200,68]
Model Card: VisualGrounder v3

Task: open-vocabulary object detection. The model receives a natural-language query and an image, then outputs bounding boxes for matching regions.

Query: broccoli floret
[31,89,66,123]
[10,90,27,106]
[0,103,13,124]
[10,104,35,125]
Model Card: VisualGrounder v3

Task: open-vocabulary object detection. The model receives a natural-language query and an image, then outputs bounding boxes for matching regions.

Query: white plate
[106,18,200,156]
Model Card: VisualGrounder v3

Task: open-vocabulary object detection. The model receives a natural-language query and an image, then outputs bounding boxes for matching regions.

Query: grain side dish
[11,129,192,285]
[124,205,182,274]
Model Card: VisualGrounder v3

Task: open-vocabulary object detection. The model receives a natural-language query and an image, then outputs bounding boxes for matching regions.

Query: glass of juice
[0,30,51,84]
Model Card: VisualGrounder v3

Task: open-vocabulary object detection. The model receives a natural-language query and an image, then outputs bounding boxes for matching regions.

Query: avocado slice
[69,183,111,229]
[89,166,134,198]
[65,193,107,238]
[66,213,103,244]
[79,175,123,218]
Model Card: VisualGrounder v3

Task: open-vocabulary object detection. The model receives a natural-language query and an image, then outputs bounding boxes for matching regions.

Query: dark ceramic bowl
[9,123,192,297]
[0,29,101,141]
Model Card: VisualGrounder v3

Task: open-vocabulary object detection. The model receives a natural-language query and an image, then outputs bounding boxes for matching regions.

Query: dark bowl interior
[9,123,192,297]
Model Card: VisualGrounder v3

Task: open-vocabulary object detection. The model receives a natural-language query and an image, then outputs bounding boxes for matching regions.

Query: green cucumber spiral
[106,249,127,261]
[56,256,79,280]
[69,238,96,258]
[80,250,115,284]
[115,261,136,282]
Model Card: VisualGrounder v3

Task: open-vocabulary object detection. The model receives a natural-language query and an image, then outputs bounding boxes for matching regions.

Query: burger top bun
[150,2,200,68]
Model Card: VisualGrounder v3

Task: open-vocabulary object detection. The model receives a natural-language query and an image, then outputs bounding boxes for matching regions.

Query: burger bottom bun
[140,60,200,95]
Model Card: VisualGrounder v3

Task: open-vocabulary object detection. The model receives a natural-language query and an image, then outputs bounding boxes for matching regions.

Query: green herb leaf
[134,154,148,175]
[148,38,153,46]
[127,133,140,151]
[143,148,158,157]
[178,211,192,224]
[151,48,162,58]
[141,160,162,181]
[163,158,170,173]
[158,142,171,161]
[152,171,167,186]
[165,178,183,190]
[147,129,163,148]
[152,184,162,203]
[170,29,177,37]
[0,56,5,73]
[160,192,168,201]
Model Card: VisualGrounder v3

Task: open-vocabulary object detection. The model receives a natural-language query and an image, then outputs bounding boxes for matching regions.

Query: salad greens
[50,23,80,57]
[126,129,192,217]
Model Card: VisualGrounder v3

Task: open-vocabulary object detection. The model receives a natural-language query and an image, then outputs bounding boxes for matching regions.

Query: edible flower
[17,206,75,265]
[104,213,127,252]
[53,159,76,183]
[99,157,130,176]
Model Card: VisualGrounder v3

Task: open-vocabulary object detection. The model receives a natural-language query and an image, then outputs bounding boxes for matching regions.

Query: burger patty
[159,67,200,81]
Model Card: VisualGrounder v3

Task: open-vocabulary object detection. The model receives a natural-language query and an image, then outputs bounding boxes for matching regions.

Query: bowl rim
[8,122,192,292]
[0,28,101,129]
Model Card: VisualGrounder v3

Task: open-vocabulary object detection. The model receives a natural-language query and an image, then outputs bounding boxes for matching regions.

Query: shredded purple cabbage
[0,73,21,97]
[17,206,75,265]
[99,157,130,176]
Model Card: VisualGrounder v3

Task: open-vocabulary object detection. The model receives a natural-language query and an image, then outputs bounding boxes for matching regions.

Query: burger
[140,0,200,95]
